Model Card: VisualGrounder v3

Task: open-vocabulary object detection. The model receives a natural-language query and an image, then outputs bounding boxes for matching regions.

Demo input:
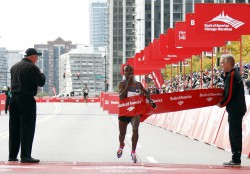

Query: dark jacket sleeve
[28,65,46,87]
[220,71,235,107]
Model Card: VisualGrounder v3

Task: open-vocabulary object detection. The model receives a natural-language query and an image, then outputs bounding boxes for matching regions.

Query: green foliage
[162,35,250,80]
[226,35,250,64]
[36,92,50,97]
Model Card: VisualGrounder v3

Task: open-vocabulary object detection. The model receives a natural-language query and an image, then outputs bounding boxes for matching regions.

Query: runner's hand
[149,100,157,109]
[127,75,134,86]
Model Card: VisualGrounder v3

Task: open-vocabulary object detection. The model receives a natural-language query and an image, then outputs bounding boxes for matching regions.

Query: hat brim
[37,52,42,56]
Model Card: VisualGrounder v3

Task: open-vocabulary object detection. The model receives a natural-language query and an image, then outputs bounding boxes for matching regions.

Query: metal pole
[6,69,7,86]
[104,48,107,92]
[240,36,243,76]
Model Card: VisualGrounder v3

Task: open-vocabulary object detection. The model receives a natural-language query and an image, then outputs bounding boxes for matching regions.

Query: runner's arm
[139,83,156,108]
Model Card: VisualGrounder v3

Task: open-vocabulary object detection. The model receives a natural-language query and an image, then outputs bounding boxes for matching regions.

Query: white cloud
[0,0,89,50]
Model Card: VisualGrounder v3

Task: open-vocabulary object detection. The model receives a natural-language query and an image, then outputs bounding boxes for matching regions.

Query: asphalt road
[0,102,249,166]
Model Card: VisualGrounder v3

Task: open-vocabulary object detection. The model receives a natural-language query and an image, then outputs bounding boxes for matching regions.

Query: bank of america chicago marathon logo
[178,30,186,41]
[204,11,245,31]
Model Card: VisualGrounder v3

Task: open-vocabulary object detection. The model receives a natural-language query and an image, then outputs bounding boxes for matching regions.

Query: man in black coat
[218,54,246,167]
[9,48,46,163]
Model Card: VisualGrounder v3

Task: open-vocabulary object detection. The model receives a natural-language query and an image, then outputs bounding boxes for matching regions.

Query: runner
[83,84,88,105]
[117,64,156,163]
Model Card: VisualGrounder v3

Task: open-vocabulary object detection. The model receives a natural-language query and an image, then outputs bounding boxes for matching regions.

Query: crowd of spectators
[147,62,250,95]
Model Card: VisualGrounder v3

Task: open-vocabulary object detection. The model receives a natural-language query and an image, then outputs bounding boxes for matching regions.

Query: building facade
[6,50,23,87]
[108,0,136,91]
[59,46,106,97]
[0,47,8,89]
[89,0,109,48]
[35,37,76,95]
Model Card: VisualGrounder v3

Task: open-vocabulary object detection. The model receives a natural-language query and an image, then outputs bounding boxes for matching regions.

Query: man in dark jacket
[218,54,246,167]
[9,48,46,163]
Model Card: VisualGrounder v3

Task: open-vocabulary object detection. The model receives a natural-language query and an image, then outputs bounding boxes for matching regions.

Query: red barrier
[69,97,83,103]
[242,112,250,158]
[173,111,187,134]
[214,112,231,151]
[87,98,100,103]
[100,92,104,107]
[162,112,173,130]
[191,107,212,141]
[40,97,55,103]
[202,106,225,145]
[107,94,119,114]
[0,94,6,113]
[180,109,199,137]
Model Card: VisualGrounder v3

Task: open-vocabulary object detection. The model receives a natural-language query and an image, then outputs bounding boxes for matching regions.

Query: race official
[9,48,45,163]
[218,54,246,167]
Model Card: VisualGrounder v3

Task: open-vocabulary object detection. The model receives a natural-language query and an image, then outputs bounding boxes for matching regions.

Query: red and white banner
[175,21,225,48]
[150,70,164,89]
[186,13,240,42]
[195,4,250,35]
[118,88,223,120]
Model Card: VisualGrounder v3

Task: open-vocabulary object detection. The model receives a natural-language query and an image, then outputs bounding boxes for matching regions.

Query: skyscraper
[108,0,136,91]
[89,0,108,48]
[35,37,76,95]
[0,47,7,88]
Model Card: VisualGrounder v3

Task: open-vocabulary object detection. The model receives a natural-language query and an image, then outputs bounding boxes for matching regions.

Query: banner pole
[178,61,180,92]
[191,57,193,89]
[171,64,173,91]
[211,48,214,89]
[240,36,243,76]
[184,60,186,91]
[200,53,203,89]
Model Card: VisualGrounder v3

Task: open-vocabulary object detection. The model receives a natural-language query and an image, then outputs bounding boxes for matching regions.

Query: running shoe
[117,145,125,158]
[131,152,137,163]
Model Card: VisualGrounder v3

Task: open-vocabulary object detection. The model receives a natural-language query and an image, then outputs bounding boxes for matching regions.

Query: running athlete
[83,84,88,104]
[117,64,156,163]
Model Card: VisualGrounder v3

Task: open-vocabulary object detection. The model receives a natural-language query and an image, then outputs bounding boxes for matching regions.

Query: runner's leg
[119,120,128,147]
[131,116,140,151]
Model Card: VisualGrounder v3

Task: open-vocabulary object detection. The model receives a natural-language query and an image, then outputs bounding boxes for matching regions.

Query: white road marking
[0,103,61,140]
[146,157,158,163]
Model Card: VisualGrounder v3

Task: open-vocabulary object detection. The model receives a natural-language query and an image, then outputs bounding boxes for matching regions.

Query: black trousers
[9,95,37,159]
[228,113,243,163]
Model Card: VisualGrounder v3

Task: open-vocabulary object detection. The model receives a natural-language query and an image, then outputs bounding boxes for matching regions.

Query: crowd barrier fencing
[0,94,99,114]
[100,92,250,158]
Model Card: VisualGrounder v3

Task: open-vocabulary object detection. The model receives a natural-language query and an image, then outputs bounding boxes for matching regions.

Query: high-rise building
[59,45,105,97]
[35,37,76,95]
[6,50,23,87]
[108,0,136,91]
[0,47,8,88]
[89,0,108,48]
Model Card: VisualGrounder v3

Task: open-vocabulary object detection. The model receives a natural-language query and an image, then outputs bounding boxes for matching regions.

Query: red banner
[186,13,240,42]
[195,4,250,35]
[175,21,225,48]
[150,70,164,89]
[118,88,223,121]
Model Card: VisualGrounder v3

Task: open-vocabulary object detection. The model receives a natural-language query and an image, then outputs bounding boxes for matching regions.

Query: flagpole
[211,48,214,88]
[240,35,243,76]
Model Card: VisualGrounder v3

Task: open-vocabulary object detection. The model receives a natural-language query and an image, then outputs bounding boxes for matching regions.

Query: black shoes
[21,157,40,163]
[223,160,241,167]
[8,158,18,162]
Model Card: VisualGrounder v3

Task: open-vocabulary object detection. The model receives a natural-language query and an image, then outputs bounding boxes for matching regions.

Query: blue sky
[0,0,90,50]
